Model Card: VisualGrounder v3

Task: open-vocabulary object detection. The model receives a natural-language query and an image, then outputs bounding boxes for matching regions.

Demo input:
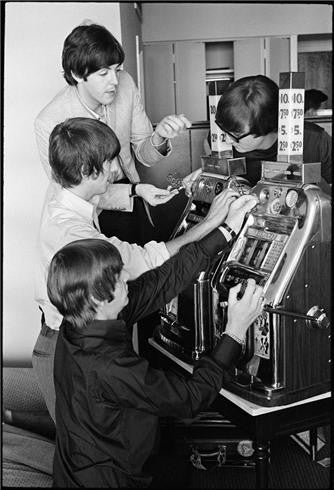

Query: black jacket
[53,229,241,487]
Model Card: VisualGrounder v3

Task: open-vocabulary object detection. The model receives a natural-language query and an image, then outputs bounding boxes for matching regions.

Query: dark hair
[305,89,328,112]
[62,24,125,85]
[49,117,120,188]
[216,75,279,136]
[47,239,124,330]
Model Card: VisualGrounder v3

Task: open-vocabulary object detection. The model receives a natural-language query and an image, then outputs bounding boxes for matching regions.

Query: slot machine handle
[264,305,330,329]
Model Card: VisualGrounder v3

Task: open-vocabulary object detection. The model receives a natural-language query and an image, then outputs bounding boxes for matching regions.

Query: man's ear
[71,71,83,84]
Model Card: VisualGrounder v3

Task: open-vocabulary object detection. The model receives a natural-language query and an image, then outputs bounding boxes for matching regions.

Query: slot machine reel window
[237,228,289,273]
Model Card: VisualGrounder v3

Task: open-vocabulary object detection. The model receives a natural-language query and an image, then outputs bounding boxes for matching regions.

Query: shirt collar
[58,187,95,223]
[74,86,106,121]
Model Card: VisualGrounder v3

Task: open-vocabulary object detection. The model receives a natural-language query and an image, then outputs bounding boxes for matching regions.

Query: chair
[2,367,55,487]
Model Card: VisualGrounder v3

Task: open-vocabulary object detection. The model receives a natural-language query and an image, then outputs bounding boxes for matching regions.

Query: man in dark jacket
[47,192,263,488]
[215,75,331,194]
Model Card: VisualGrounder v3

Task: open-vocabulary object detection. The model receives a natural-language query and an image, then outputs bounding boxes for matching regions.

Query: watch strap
[130,183,139,198]
[220,223,237,240]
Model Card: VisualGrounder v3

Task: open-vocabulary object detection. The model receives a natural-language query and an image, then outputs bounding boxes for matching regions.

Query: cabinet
[234,37,290,85]
[143,43,175,123]
[143,36,291,123]
[143,41,206,123]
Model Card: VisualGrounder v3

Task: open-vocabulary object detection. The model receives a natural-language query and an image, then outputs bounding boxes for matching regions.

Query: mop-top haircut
[62,23,125,85]
[216,75,279,137]
[49,117,120,188]
[47,239,124,330]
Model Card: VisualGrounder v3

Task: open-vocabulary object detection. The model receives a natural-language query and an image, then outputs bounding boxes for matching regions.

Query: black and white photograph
[2,1,332,488]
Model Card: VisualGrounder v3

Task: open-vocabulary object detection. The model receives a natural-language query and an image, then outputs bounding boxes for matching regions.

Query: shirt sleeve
[97,183,134,212]
[106,236,171,281]
[99,334,240,419]
[123,229,228,324]
[60,221,170,281]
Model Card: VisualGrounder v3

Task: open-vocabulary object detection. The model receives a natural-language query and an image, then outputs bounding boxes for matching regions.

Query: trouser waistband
[40,322,58,337]
[40,309,58,337]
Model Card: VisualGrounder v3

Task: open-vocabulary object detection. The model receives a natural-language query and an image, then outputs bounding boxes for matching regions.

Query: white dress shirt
[35,188,170,330]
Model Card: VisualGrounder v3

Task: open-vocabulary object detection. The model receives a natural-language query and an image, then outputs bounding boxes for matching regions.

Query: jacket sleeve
[122,229,228,324]
[99,335,240,419]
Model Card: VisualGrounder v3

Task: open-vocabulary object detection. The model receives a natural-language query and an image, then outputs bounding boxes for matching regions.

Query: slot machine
[155,72,331,407]
[154,81,251,361]
[211,72,331,406]
[155,164,250,361]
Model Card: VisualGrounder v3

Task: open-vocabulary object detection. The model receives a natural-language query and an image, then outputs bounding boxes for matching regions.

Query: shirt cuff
[218,225,232,242]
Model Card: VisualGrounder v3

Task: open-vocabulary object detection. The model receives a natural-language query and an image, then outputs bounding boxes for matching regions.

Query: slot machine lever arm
[264,306,330,329]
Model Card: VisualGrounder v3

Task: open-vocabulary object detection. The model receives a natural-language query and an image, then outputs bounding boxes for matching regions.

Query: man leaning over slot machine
[214,75,331,194]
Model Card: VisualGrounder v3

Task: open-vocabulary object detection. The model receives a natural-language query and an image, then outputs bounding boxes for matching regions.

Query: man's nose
[107,69,118,85]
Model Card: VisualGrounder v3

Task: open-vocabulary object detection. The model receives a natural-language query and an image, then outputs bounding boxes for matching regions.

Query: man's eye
[99,71,108,76]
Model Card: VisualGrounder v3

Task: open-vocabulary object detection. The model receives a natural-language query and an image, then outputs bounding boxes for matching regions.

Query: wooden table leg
[255,440,270,489]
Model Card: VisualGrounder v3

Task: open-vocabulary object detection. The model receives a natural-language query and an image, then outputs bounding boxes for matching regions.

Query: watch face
[285,189,299,208]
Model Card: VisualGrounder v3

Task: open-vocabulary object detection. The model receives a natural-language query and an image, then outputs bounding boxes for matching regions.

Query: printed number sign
[209,95,232,154]
[277,89,304,162]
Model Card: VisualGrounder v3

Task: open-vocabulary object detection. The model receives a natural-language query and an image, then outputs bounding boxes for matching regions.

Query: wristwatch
[129,183,139,198]
[219,223,237,241]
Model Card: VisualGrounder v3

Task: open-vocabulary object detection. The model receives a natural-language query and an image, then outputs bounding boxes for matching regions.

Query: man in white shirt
[33,116,257,422]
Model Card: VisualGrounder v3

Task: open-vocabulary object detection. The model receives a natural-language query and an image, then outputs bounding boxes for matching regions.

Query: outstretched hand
[135,183,179,207]
[225,279,265,341]
[204,188,239,228]
[225,194,259,235]
[153,114,191,144]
